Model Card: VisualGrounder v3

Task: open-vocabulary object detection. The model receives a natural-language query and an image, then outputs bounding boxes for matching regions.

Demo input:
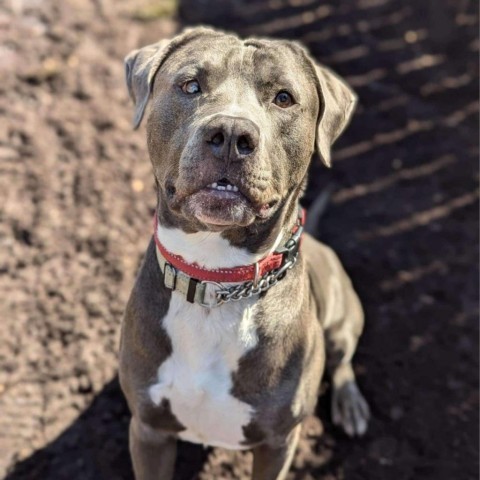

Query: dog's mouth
[206,178,241,194]
[181,177,277,228]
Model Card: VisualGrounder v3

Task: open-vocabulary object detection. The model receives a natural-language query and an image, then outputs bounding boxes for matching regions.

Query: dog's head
[125,27,356,234]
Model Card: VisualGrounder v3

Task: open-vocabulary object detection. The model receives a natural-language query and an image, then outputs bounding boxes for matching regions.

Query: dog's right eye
[181,80,201,94]
[274,91,294,108]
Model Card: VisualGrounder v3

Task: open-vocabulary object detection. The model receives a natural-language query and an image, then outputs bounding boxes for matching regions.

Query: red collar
[153,208,305,284]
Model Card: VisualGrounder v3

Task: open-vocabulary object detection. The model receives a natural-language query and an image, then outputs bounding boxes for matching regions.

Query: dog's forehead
[163,34,310,85]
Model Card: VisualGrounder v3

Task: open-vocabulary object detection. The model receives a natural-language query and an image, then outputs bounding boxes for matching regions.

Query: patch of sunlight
[131,0,178,21]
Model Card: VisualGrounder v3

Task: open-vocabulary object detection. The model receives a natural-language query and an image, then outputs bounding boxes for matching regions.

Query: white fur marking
[151,223,285,448]
[157,224,283,269]
[149,294,258,449]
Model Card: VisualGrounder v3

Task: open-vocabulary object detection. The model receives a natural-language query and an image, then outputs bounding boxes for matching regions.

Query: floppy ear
[124,39,171,129]
[124,27,220,129]
[313,64,357,167]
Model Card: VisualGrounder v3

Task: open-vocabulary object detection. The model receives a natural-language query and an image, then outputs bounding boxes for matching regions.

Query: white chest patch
[149,293,259,449]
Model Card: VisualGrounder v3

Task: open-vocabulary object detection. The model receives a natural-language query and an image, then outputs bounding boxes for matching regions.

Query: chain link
[213,255,297,305]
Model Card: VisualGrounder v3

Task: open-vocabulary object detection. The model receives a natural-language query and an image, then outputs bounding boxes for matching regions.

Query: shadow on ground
[4,378,211,480]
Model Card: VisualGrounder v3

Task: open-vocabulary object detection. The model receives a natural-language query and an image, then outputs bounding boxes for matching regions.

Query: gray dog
[120,27,370,480]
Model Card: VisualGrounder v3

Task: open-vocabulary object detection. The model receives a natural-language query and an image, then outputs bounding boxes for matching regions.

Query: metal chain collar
[201,253,298,307]
[199,212,304,307]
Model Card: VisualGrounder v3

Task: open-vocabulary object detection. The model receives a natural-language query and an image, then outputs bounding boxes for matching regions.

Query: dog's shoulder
[119,239,172,405]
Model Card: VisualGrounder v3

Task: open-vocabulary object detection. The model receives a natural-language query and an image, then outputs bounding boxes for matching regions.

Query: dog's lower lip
[185,188,253,227]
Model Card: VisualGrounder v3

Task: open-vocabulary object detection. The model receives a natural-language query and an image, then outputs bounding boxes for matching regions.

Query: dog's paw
[331,380,370,437]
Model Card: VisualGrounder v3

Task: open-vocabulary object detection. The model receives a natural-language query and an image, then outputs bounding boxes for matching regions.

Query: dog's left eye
[274,91,294,108]
[182,80,201,94]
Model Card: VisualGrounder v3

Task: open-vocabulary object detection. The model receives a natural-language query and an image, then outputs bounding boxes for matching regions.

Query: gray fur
[120,27,369,480]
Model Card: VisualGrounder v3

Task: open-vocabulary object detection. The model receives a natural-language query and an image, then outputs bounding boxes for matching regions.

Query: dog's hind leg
[325,283,370,437]
[305,236,370,437]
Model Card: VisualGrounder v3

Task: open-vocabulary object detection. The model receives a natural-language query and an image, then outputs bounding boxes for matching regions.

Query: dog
[119,27,370,480]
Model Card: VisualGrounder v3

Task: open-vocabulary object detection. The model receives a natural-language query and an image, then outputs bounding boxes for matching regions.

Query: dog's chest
[148,293,258,449]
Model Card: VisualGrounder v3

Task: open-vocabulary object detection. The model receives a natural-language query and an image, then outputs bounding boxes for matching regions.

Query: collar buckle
[198,280,225,308]
[163,263,177,289]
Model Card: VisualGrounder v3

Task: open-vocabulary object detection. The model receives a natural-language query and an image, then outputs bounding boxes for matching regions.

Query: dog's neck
[155,196,299,270]
[155,222,285,270]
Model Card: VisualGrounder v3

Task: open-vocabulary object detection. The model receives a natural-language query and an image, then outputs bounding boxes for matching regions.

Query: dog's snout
[205,116,259,162]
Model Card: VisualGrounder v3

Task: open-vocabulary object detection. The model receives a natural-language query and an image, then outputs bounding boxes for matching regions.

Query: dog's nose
[204,116,259,162]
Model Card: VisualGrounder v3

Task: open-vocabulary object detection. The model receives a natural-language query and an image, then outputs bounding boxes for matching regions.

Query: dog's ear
[124,39,170,129]
[124,27,220,129]
[312,63,357,167]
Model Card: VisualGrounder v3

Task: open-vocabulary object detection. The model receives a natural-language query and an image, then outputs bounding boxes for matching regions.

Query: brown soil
[1,0,478,479]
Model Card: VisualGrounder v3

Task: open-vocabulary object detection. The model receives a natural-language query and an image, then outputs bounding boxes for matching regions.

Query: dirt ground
[0,0,478,479]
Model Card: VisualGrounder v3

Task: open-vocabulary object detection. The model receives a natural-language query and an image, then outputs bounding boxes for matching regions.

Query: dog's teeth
[208,182,239,192]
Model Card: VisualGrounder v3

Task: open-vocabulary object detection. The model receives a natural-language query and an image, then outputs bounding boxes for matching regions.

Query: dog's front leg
[129,417,177,480]
[251,424,301,480]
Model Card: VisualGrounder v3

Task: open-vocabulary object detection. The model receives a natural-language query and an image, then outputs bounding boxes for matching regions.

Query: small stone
[420,294,435,305]
[410,335,423,351]
[0,146,19,159]
[42,57,61,75]
[67,55,79,67]
[369,436,398,465]
[404,30,418,43]
[131,179,144,192]
[390,405,404,420]
[392,158,402,169]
